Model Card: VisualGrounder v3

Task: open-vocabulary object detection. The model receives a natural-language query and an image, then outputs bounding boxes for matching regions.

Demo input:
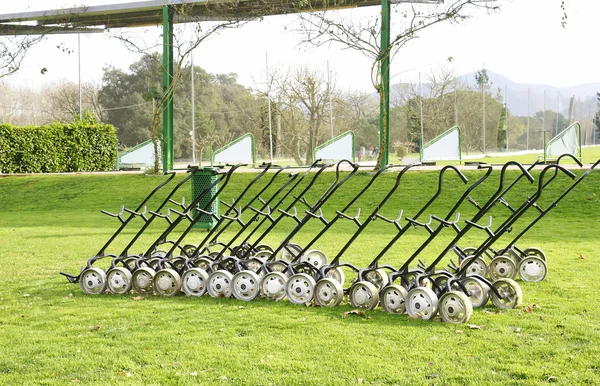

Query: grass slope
[1,167,599,385]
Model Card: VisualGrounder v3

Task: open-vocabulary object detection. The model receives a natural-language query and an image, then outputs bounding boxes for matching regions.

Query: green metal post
[162,6,174,172]
[379,0,390,167]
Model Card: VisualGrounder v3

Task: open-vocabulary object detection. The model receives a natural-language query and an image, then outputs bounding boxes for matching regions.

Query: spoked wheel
[255,244,274,253]
[522,247,546,261]
[153,269,182,296]
[254,251,272,261]
[232,271,261,301]
[324,267,345,285]
[131,267,156,295]
[460,246,478,257]
[518,256,548,282]
[280,243,301,262]
[260,272,287,301]
[181,244,198,258]
[80,268,107,295]
[106,267,132,295]
[458,277,489,308]
[206,270,234,298]
[405,287,438,320]
[152,250,168,258]
[460,255,488,278]
[490,278,523,309]
[268,261,289,275]
[438,291,473,324]
[181,268,209,296]
[192,257,213,272]
[349,281,379,310]
[488,256,517,281]
[314,278,344,307]
[285,273,316,304]
[301,250,328,269]
[380,284,408,314]
[363,269,389,290]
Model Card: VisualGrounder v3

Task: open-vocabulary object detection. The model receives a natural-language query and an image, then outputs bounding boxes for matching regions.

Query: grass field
[1,165,600,385]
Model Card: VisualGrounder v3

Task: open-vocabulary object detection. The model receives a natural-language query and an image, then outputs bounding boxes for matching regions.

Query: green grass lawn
[1,167,600,385]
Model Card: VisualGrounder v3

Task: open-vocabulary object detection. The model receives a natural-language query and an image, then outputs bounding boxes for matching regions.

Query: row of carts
[63,155,599,324]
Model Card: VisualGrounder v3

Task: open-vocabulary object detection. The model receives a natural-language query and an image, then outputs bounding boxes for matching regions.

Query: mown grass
[1,167,600,385]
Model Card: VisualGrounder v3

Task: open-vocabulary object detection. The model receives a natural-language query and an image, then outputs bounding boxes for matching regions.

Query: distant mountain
[389,71,599,118]
[459,71,600,117]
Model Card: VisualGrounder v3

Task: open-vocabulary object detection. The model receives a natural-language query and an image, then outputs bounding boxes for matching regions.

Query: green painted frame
[210,133,255,166]
[419,125,462,164]
[312,130,356,163]
[544,121,582,162]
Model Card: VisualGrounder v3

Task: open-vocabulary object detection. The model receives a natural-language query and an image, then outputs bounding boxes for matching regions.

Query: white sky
[3,0,598,93]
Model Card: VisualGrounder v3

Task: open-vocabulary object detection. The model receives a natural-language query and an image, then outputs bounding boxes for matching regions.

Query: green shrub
[396,145,408,159]
[0,122,117,173]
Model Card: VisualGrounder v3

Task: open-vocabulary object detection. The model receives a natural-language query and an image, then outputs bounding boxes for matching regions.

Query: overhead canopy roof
[0,0,381,35]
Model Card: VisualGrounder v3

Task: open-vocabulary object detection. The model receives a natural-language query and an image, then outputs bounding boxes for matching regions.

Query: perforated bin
[191,167,219,229]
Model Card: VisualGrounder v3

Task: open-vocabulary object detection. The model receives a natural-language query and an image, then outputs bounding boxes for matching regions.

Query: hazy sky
[2,0,598,93]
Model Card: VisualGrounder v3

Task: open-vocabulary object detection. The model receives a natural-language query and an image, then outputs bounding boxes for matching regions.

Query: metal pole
[162,6,174,172]
[78,33,82,120]
[505,85,508,152]
[555,91,560,137]
[419,72,424,160]
[266,52,273,161]
[526,87,530,150]
[543,89,546,148]
[482,76,486,154]
[379,0,390,166]
[328,60,334,139]
[454,85,458,127]
[191,49,196,165]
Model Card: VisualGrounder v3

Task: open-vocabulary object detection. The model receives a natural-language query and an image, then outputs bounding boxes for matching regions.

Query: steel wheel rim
[285,273,316,304]
[381,284,408,314]
[461,255,488,277]
[325,267,345,285]
[460,277,489,308]
[106,267,132,295]
[260,272,287,301]
[518,257,547,282]
[439,291,473,324]
[364,269,389,290]
[489,256,517,281]
[207,270,233,298]
[80,268,107,295]
[232,271,261,301]
[181,268,209,296]
[302,250,328,268]
[406,287,438,319]
[132,267,155,295]
[314,278,344,307]
[523,247,546,261]
[153,269,181,296]
[349,281,379,310]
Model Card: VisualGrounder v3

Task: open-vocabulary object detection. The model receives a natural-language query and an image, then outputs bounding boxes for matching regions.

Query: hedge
[0,122,118,173]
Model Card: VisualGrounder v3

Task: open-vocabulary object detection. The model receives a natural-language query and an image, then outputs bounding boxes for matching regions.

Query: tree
[0,35,45,79]
[297,0,501,167]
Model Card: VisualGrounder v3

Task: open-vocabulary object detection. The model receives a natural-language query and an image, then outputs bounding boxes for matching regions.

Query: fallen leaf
[357,378,364,384]
[23,294,30,297]
[218,375,228,380]
[71,380,80,383]
[467,324,482,330]
[132,296,144,301]
[523,305,533,313]
[190,372,198,377]
[425,373,439,379]
[342,309,367,318]
[116,371,127,377]
[66,293,73,298]
[578,254,585,259]
[90,325,100,332]
[456,330,463,334]
[514,327,521,333]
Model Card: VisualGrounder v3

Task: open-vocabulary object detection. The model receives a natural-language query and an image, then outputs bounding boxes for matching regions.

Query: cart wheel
[522,247,546,261]
[406,287,438,320]
[254,251,272,260]
[280,244,301,262]
[106,267,132,295]
[488,256,517,281]
[207,270,234,298]
[433,276,448,296]
[153,269,182,296]
[208,251,221,259]
[181,244,198,258]
[132,267,156,295]
[181,268,209,296]
[364,268,389,290]
[325,267,345,285]
[301,250,328,268]
[232,271,261,301]
[80,268,107,295]
[260,272,287,301]
[380,284,408,314]
[314,278,344,307]
[349,281,379,310]
[244,258,265,275]
[152,250,168,258]
[461,246,478,257]
[460,255,488,277]
[285,273,316,304]
[255,244,274,253]
[518,256,548,282]
[459,277,489,308]
[439,291,473,324]
[490,278,523,309]
[193,257,213,272]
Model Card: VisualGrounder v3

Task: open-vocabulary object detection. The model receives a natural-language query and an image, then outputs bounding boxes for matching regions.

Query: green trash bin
[191,167,219,230]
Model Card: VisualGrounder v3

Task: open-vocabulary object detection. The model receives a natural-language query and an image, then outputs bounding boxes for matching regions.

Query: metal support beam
[162,6,174,171]
[379,0,390,167]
